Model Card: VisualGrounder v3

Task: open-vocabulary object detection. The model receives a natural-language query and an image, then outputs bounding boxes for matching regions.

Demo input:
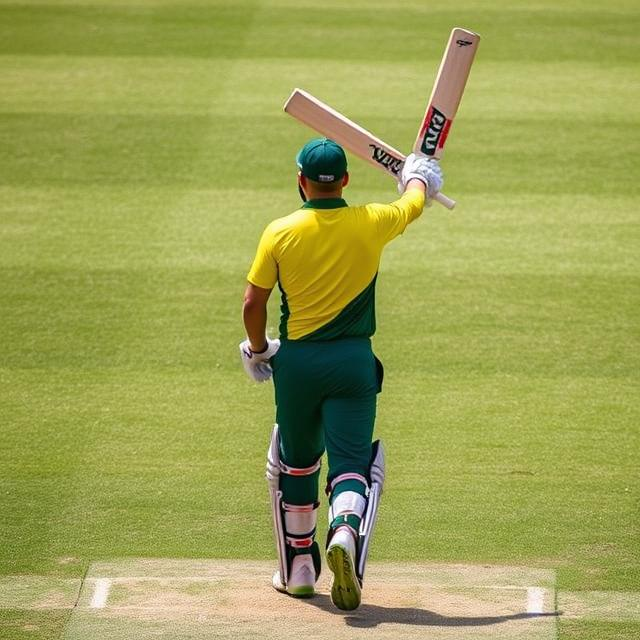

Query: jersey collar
[302,198,348,210]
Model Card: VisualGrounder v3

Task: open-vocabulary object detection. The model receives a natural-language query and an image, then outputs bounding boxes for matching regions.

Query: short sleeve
[247,225,278,289]
[367,187,425,245]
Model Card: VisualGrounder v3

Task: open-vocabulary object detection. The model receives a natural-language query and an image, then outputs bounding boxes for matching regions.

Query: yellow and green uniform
[248,188,425,508]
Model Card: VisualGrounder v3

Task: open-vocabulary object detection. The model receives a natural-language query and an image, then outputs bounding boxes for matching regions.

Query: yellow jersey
[247,188,425,340]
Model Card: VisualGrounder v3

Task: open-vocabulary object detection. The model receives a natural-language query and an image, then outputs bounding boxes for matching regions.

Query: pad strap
[326,472,368,498]
[280,459,322,477]
[331,513,361,533]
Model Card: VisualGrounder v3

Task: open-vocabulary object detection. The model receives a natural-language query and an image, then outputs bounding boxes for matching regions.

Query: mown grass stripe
[0,577,81,610]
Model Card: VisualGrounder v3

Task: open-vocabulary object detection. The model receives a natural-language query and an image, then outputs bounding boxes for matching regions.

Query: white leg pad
[266,425,288,585]
[357,440,385,581]
[284,503,318,536]
[266,424,321,588]
[328,491,367,523]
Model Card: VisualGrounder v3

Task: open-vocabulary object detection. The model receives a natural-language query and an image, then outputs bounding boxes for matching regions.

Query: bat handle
[434,191,456,210]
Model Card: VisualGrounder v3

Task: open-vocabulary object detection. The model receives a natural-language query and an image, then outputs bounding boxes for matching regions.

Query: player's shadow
[301,594,559,628]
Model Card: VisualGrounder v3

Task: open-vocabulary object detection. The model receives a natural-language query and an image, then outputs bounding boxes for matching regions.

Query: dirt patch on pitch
[61,560,557,639]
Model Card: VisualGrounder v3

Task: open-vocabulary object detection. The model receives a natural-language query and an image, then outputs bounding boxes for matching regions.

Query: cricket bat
[284,27,480,210]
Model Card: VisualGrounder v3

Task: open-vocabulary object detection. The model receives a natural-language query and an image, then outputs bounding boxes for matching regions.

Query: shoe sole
[272,575,315,599]
[286,585,315,598]
[326,544,361,611]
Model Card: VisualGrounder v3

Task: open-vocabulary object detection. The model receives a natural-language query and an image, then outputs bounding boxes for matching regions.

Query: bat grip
[434,191,456,210]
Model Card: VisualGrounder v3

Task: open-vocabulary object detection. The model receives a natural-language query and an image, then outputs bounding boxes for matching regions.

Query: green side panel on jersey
[299,275,377,341]
[278,280,290,340]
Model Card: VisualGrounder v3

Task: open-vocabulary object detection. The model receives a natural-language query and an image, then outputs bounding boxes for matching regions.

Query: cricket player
[240,138,442,610]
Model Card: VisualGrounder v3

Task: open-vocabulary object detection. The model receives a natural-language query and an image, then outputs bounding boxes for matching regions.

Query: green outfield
[1,1,639,638]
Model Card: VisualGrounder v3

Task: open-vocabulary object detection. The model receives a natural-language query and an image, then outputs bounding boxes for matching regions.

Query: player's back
[247,190,424,341]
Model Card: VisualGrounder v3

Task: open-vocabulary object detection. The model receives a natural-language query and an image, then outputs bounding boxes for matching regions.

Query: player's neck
[306,190,343,200]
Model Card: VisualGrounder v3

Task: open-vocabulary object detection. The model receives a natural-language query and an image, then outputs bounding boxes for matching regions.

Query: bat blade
[414,27,480,159]
[284,88,405,180]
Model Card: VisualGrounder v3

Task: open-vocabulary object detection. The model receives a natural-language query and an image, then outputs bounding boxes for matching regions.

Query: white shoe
[326,526,361,610]
[272,554,316,598]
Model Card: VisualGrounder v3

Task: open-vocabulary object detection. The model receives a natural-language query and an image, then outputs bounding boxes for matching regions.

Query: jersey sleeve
[247,224,278,290]
[367,187,426,245]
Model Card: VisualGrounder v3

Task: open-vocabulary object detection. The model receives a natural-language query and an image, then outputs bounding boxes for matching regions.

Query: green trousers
[271,337,383,505]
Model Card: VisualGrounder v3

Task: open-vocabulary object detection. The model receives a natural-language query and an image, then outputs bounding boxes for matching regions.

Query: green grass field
[1,1,639,638]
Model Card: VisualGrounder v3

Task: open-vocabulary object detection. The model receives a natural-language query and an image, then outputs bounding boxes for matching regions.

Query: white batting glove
[239,338,280,383]
[400,153,444,203]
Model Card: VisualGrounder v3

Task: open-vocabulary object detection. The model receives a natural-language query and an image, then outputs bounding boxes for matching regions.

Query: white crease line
[90,578,111,609]
[527,586,546,614]
[88,577,542,588]
[91,576,228,582]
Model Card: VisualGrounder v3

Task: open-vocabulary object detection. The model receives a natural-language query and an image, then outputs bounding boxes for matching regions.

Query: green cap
[296,138,347,183]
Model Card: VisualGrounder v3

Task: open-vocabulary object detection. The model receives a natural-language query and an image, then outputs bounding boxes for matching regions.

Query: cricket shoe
[326,526,361,611]
[272,554,316,598]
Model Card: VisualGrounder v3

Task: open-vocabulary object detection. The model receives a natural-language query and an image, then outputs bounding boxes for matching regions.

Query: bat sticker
[419,106,449,155]
[368,144,404,175]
